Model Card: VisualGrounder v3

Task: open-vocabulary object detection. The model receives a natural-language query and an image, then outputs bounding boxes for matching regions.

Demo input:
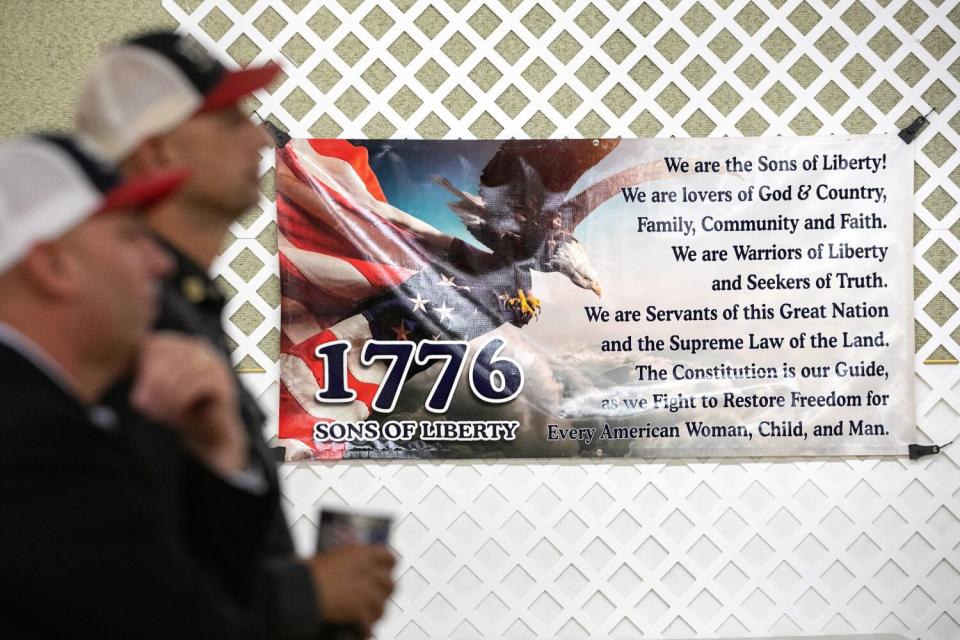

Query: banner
[276,135,914,460]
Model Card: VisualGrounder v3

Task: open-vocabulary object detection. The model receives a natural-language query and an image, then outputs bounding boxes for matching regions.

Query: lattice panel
[163,0,960,637]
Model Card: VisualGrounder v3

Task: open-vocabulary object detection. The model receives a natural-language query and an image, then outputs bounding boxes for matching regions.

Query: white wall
[167,0,960,636]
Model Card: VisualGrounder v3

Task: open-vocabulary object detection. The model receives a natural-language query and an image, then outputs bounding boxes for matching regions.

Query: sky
[354,139,502,244]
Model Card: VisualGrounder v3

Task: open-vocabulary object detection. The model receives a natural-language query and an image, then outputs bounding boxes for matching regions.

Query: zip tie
[908,439,953,460]
[898,108,934,144]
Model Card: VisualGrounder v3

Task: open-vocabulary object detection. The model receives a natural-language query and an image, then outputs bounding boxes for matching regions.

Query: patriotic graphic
[277,139,667,460]
[277,136,914,461]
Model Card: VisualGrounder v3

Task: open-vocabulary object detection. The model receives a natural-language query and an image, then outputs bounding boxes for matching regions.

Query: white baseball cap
[0,135,188,274]
[76,31,281,162]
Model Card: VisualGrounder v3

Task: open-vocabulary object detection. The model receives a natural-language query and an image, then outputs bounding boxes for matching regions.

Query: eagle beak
[591,283,602,297]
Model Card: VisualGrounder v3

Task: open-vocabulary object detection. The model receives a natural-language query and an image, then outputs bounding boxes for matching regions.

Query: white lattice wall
[163,0,960,636]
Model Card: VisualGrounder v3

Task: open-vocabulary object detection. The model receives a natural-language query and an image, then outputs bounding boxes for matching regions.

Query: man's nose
[146,238,175,279]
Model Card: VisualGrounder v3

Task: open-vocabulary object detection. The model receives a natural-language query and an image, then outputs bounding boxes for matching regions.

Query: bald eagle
[434,139,668,323]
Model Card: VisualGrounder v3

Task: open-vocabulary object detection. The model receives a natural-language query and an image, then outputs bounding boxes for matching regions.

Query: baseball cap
[76,31,281,161]
[0,135,188,274]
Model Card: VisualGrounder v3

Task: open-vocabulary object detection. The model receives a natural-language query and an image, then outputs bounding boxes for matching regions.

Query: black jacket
[153,242,323,638]
[0,342,274,638]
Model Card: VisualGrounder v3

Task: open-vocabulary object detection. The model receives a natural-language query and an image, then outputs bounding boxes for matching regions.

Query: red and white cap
[0,135,188,274]
[76,31,281,161]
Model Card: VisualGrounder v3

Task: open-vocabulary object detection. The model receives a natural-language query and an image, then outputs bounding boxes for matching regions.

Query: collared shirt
[0,323,117,430]
[0,321,264,491]
[0,323,78,396]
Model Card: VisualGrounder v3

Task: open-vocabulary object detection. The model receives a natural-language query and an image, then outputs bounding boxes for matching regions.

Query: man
[0,134,272,637]
[77,31,395,638]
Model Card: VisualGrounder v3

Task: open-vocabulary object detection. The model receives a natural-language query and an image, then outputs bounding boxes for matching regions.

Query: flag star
[408,293,430,313]
[435,301,455,323]
[438,274,457,287]
[392,321,411,340]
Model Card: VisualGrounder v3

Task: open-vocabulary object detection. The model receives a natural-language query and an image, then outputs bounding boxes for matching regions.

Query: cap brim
[96,168,190,214]
[201,62,281,112]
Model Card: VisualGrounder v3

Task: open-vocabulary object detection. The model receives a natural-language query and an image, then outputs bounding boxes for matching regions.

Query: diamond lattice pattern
[165,0,960,637]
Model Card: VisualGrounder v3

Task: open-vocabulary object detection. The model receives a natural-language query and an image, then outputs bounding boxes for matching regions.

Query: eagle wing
[565,159,674,230]
[438,139,622,258]
[479,139,620,192]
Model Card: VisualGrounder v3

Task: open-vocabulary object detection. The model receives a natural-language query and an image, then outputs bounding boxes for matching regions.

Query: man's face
[162,105,271,217]
[62,213,173,364]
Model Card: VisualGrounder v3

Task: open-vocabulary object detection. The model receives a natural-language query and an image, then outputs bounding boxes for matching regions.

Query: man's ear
[124,136,171,176]
[18,241,79,300]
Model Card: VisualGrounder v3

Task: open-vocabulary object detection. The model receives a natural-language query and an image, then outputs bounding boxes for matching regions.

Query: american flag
[277,140,521,459]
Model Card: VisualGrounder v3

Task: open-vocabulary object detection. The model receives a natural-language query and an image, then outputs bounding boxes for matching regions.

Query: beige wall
[3,3,958,638]
[0,0,174,139]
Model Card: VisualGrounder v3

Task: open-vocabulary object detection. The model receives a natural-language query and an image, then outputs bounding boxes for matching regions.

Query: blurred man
[0,134,273,638]
[77,32,394,638]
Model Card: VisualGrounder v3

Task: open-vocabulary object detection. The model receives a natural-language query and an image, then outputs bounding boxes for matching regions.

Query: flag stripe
[279,220,416,291]
[278,257,365,333]
[278,179,428,275]
[280,233,383,301]
[277,139,459,457]
[279,350,373,420]
[277,187,414,268]
[279,381,347,460]
[281,295,333,345]
[280,318,381,415]
[284,140,453,254]
[306,139,387,203]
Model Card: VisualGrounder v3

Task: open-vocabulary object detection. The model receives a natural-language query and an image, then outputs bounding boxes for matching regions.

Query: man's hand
[305,545,396,636]
[131,332,249,476]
